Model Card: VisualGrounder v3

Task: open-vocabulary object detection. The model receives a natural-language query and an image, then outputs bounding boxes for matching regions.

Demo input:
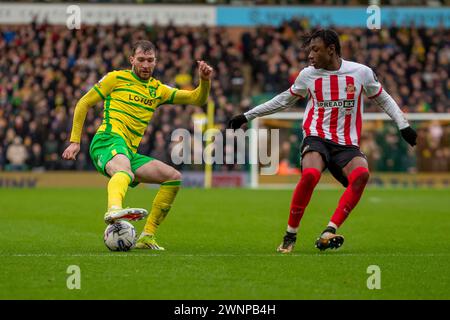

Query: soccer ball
[104,221,136,251]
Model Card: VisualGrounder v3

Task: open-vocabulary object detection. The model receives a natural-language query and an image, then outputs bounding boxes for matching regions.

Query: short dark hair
[131,40,156,56]
[302,29,341,57]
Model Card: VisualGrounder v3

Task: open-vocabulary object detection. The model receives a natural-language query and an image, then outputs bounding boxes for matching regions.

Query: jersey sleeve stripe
[165,89,178,105]
[93,86,106,100]
[289,86,304,98]
[368,86,383,99]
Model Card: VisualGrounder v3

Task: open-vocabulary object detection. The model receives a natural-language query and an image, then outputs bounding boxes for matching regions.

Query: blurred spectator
[417,121,450,172]
[0,145,5,170]
[43,133,59,170]
[27,142,44,171]
[360,131,381,172]
[6,136,28,171]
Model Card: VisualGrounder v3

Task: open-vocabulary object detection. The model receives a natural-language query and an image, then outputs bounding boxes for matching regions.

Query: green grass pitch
[1,187,449,299]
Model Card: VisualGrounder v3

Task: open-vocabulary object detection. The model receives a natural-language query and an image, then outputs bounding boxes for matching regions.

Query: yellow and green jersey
[93,70,177,151]
[70,69,210,153]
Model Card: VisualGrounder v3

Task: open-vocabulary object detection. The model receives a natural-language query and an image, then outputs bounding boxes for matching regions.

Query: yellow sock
[107,171,132,210]
[144,180,181,235]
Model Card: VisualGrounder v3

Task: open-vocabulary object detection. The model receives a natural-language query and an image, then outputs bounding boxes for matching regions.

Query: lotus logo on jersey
[345,84,355,94]
[129,94,154,106]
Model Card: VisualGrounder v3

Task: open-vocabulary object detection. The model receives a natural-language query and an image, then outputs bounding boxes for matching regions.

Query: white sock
[327,222,338,231]
[287,225,299,234]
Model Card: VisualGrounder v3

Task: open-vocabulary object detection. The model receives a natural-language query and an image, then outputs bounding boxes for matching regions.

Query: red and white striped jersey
[290,59,383,147]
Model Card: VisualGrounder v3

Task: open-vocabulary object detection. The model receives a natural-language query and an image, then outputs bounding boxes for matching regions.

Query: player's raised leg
[133,160,182,250]
[316,156,370,251]
[277,151,325,253]
[104,154,148,224]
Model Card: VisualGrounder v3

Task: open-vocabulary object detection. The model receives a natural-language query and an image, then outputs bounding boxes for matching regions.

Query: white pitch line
[2,253,450,258]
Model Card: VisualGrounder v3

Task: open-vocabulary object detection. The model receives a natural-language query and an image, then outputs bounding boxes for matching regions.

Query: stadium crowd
[0,20,448,172]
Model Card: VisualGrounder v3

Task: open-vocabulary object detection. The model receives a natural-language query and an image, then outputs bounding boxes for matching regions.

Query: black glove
[400,126,417,146]
[228,114,248,130]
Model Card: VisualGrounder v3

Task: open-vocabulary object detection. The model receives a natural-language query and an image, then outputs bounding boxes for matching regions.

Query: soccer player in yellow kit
[62,40,213,250]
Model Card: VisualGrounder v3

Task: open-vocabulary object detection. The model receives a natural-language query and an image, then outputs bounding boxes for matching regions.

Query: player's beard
[133,66,152,80]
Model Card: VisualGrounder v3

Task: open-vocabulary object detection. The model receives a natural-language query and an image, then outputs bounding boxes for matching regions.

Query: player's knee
[302,152,325,172]
[108,166,134,181]
[301,168,321,185]
[169,169,182,182]
[362,170,370,182]
[350,167,369,190]
[126,171,135,182]
[118,170,135,181]
[106,155,134,180]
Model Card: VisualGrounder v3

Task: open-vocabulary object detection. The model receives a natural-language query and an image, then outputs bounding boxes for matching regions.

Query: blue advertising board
[217,6,450,28]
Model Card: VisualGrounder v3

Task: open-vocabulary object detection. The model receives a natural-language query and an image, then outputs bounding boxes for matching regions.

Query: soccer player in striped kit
[229,29,417,253]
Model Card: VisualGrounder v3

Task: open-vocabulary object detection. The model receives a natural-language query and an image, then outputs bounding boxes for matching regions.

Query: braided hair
[302,29,341,57]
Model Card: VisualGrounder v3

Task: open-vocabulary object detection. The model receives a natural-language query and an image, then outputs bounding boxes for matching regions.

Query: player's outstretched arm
[172,60,213,106]
[62,89,102,160]
[228,89,300,130]
[371,89,417,146]
[364,67,417,146]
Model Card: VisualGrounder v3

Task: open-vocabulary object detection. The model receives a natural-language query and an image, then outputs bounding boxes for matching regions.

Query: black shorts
[301,136,367,187]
